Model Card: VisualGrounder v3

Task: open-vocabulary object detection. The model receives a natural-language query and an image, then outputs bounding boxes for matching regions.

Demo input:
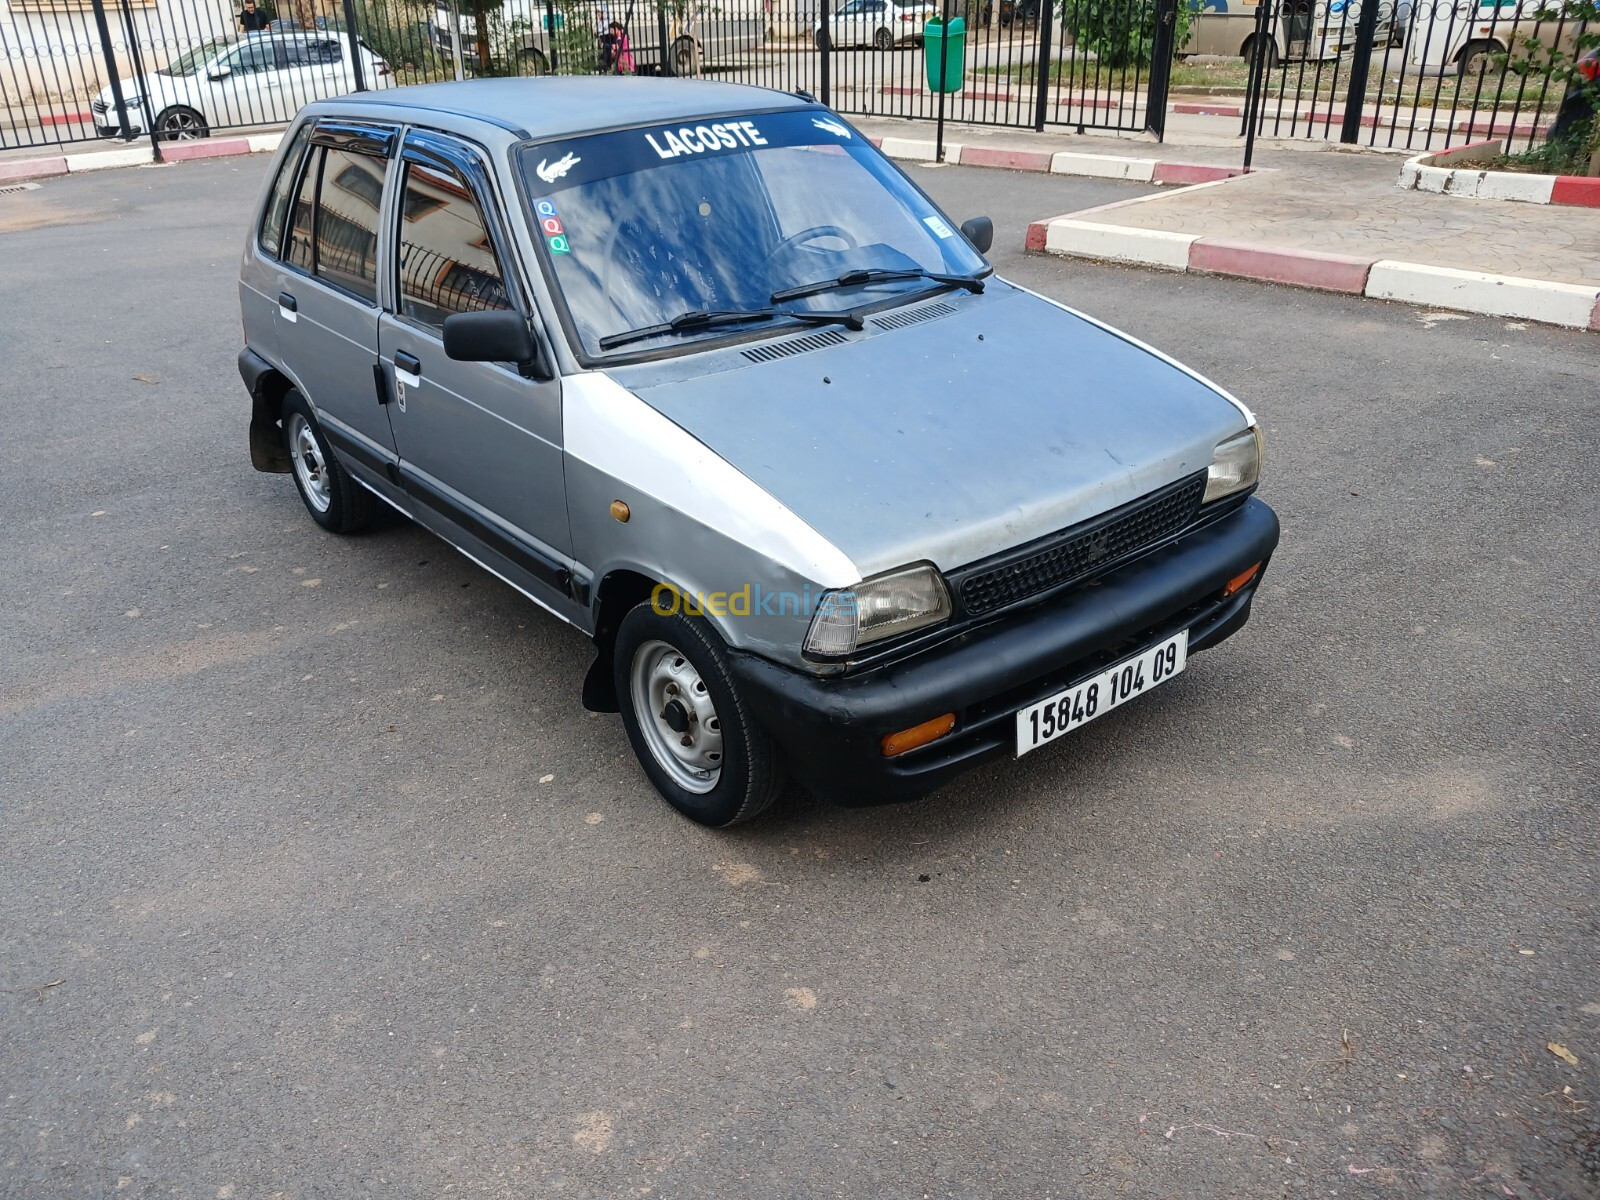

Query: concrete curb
[0,130,283,182]
[1032,212,1600,330]
[869,135,1245,185]
[1399,139,1600,208]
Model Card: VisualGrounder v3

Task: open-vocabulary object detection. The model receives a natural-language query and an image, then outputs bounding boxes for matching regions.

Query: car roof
[320,77,815,141]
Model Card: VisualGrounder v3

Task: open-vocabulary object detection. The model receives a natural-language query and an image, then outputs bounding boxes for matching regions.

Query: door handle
[394,351,422,387]
[278,291,297,322]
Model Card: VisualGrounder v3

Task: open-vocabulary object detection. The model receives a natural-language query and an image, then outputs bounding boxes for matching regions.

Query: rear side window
[396,161,512,330]
[259,123,311,258]
[278,142,386,305]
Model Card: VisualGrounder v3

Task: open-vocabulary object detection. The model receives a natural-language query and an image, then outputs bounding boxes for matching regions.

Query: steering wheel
[767,224,858,267]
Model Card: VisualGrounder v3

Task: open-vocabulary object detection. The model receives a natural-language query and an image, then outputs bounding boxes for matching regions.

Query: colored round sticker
[547,234,570,254]
[535,199,558,218]
[541,216,564,236]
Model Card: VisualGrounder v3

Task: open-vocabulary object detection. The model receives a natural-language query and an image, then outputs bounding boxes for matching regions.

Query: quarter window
[396,161,512,330]
[259,122,311,258]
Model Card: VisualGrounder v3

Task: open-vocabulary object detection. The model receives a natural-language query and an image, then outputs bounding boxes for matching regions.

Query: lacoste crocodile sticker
[536,153,581,183]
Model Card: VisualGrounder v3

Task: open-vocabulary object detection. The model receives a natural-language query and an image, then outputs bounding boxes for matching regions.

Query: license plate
[1015,630,1188,757]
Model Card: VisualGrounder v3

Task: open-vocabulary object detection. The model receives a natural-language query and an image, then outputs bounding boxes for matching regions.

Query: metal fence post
[934,0,949,162]
[341,0,368,91]
[545,0,559,70]
[1240,0,1269,170]
[1338,0,1382,143]
[1032,0,1053,132]
[446,0,466,81]
[1145,0,1178,140]
[115,0,161,160]
[819,0,831,106]
[657,2,671,74]
[88,0,133,141]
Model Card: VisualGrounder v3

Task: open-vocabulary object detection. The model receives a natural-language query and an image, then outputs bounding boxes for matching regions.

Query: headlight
[119,94,144,109]
[1204,427,1262,503]
[804,564,952,657]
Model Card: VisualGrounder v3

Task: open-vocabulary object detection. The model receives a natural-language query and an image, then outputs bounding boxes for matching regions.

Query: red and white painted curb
[871,135,1245,184]
[1029,204,1600,331]
[0,131,283,185]
[1399,138,1600,208]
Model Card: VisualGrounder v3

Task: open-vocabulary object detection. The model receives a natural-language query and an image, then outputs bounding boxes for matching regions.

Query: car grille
[91,99,108,115]
[956,472,1207,616]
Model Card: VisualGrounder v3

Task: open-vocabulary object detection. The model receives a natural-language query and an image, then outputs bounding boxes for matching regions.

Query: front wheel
[519,46,550,75]
[873,26,893,50]
[613,603,785,827]
[153,105,208,141]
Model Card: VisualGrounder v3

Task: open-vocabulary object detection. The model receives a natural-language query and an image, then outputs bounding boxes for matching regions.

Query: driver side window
[395,160,514,331]
[223,41,281,75]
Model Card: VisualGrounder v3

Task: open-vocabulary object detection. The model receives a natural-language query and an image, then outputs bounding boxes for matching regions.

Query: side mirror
[208,65,233,80]
[960,215,994,255]
[443,309,543,376]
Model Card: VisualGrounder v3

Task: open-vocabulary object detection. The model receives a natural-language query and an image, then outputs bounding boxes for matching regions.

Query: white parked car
[815,0,939,51]
[92,32,392,141]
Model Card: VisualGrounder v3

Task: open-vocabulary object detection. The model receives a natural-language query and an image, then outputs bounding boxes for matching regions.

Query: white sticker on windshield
[923,215,955,239]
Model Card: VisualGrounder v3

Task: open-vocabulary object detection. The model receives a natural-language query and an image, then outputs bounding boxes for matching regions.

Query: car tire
[153,105,208,141]
[519,46,550,75]
[667,36,702,76]
[282,389,375,534]
[613,602,785,828]
[873,26,893,50]
[1458,39,1495,79]
[1242,35,1279,71]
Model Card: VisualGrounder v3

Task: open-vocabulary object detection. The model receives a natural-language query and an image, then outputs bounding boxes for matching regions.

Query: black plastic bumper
[727,497,1280,806]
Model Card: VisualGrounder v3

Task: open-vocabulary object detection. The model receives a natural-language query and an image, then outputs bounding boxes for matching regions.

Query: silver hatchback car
[238,77,1279,827]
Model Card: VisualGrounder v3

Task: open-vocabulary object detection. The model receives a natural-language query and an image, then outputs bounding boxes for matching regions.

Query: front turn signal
[1222,562,1262,598]
[882,713,956,758]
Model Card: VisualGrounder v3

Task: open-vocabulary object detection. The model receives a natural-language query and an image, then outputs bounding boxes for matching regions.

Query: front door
[377,130,574,613]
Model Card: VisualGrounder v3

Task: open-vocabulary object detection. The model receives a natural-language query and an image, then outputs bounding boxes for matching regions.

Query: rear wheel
[282,390,374,534]
[613,603,784,827]
[873,26,893,50]
[518,46,550,75]
[153,105,208,141]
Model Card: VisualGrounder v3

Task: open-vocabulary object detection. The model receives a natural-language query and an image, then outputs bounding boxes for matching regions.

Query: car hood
[613,283,1251,580]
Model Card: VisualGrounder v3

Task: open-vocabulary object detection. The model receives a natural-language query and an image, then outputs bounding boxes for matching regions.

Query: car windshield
[516,109,988,358]
[163,37,237,76]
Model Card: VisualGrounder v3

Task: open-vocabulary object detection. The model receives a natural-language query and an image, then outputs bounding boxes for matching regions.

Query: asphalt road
[2,155,1596,1200]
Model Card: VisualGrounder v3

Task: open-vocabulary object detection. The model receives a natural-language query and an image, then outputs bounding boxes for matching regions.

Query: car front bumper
[726,496,1280,806]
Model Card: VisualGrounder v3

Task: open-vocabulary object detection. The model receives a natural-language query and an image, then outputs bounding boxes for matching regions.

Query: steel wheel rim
[288,413,332,513]
[629,639,724,794]
[160,110,202,140]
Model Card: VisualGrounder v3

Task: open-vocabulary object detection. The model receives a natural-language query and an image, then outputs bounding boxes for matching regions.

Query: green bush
[1058,0,1197,72]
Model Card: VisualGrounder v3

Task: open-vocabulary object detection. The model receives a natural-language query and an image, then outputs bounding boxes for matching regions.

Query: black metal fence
[1,0,1176,152]
[1240,0,1595,156]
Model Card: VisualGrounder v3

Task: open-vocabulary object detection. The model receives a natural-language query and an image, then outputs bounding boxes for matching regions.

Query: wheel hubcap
[162,112,200,140]
[288,413,332,513]
[630,640,724,794]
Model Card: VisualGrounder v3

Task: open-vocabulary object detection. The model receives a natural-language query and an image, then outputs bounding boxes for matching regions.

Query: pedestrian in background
[599,20,634,74]
[239,0,270,32]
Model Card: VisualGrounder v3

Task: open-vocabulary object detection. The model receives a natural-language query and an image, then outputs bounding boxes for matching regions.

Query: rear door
[377,129,574,610]
[267,119,406,506]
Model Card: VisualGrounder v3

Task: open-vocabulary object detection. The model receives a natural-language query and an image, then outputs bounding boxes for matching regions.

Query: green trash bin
[923,16,965,93]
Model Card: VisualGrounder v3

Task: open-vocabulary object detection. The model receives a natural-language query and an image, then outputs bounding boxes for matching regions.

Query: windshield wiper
[770,267,985,305]
[597,306,864,351]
